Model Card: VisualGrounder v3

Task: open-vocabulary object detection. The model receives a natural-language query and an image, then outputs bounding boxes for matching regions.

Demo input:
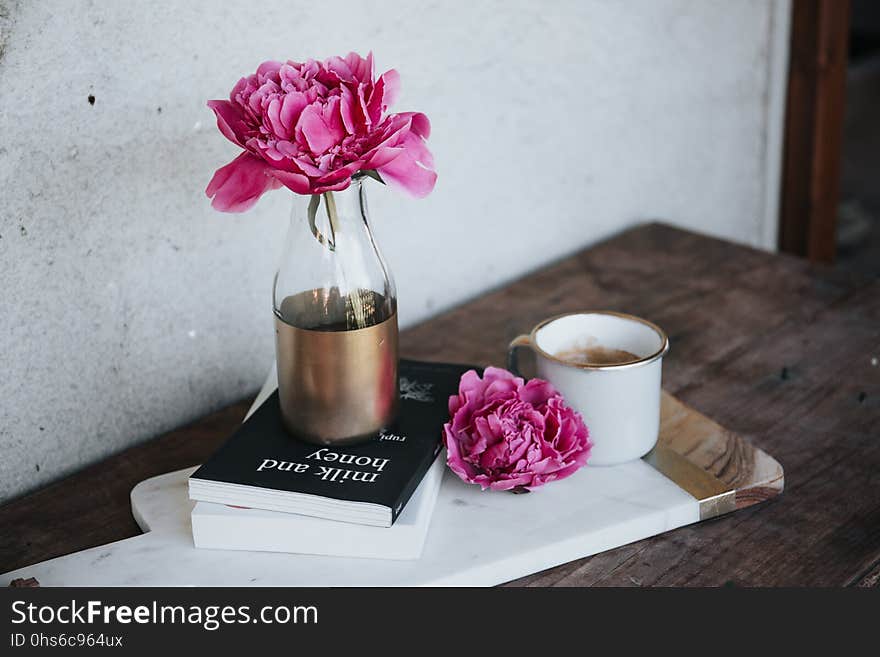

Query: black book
[188,359,472,527]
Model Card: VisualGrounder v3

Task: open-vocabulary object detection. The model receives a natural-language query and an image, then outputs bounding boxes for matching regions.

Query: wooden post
[779,0,851,263]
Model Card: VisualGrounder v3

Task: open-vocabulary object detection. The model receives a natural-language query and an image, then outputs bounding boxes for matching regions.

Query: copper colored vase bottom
[274,301,399,445]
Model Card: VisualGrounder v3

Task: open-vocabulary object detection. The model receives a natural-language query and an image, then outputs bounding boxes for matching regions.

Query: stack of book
[187,360,469,560]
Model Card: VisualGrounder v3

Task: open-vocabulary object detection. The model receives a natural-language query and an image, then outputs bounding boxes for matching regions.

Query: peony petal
[296,104,337,154]
[279,62,303,87]
[365,52,375,81]
[488,473,533,492]
[340,86,357,134]
[364,146,403,169]
[322,96,346,143]
[315,160,363,186]
[482,366,516,382]
[519,378,558,407]
[207,100,249,147]
[275,140,298,157]
[280,92,309,133]
[230,76,251,103]
[509,435,532,463]
[444,425,481,482]
[345,51,374,84]
[205,152,281,212]
[365,115,411,152]
[256,60,283,78]
[311,178,354,194]
[269,168,312,195]
[396,111,431,139]
[380,69,400,107]
[292,156,324,177]
[376,154,436,198]
[367,69,400,123]
[263,145,286,162]
[325,55,355,82]
[344,52,366,80]
[457,370,484,395]
[355,83,371,130]
[264,98,282,136]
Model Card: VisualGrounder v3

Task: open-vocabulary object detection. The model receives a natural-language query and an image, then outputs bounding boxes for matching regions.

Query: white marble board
[1,368,782,586]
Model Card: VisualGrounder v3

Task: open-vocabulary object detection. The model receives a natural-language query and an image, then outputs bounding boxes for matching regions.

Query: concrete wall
[0,0,791,502]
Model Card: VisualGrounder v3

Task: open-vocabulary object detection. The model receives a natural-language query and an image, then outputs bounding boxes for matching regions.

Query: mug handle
[507,334,533,378]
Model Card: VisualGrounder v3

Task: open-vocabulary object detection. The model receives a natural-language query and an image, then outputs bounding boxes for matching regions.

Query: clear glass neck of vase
[273,176,397,332]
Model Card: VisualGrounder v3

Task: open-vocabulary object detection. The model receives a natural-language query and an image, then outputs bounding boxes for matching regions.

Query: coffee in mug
[508,311,669,466]
[553,344,640,366]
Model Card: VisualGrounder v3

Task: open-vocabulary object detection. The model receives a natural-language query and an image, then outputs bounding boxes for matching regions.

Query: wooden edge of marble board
[648,392,785,520]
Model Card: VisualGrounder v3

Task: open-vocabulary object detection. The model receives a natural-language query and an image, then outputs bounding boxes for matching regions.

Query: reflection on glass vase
[272,175,398,445]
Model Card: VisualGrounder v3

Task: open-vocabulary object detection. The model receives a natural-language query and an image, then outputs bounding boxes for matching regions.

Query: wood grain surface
[1,223,878,586]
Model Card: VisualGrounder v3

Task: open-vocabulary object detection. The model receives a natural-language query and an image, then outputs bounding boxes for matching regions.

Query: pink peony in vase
[206,52,436,211]
[204,53,435,444]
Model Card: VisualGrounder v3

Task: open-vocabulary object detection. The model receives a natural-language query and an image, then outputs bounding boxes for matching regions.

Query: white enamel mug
[507,311,669,466]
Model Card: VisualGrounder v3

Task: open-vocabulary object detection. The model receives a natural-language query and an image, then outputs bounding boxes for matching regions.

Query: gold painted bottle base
[274,291,399,445]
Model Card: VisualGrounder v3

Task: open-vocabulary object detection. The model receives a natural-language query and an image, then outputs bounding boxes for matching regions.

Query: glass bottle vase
[273,176,399,445]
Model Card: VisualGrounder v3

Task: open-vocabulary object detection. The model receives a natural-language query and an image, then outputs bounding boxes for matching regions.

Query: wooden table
[2,224,878,587]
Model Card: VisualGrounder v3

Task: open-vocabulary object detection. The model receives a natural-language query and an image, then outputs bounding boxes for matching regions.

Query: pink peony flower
[443,367,592,491]
[206,52,436,212]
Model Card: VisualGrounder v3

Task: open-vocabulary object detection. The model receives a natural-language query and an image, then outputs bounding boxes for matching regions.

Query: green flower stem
[306,190,369,329]
[307,193,338,251]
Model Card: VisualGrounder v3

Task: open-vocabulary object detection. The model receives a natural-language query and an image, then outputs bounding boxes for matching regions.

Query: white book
[190,452,445,560]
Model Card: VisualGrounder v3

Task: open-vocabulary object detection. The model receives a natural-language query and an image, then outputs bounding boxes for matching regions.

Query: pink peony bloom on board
[443,367,592,492]
[206,52,436,212]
